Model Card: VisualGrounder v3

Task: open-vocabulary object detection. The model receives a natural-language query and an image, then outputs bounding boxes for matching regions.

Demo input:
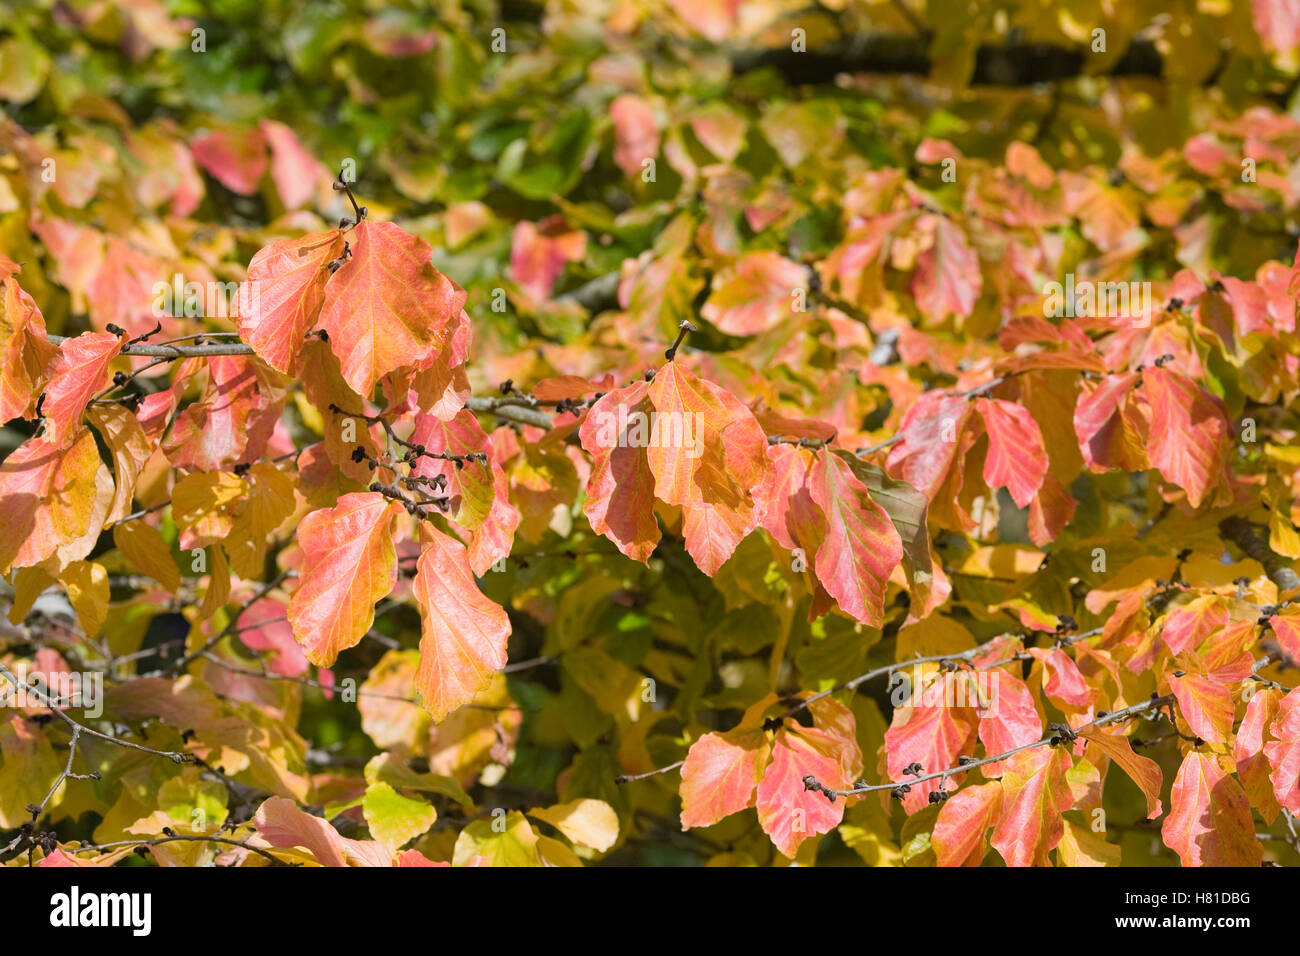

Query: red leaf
[885,391,972,499]
[806,449,902,627]
[1028,647,1092,708]
[976,397,1048,508]
[1262,687,1300,814]
[1161,752,1262,866]
[977,669,1042,777]
[1141,367,1232,509]
[756,723,859,859]
[1073,371,1140,472]
[191,125,268,196]
[701,251,808,336]
[578,380,661,563]
[252,796,391,867]
[912,214,980,319]
[884,673,977,814]
[39,332,124,445]
[610,94,660,180]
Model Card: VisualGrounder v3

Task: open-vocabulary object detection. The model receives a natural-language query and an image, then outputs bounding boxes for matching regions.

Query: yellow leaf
[113,521,180,593]
[528,798,619,852]
[58,560,108,638]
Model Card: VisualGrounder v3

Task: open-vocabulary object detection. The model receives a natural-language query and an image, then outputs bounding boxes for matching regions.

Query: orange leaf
[679,728,769,830]
[287,492,401,666]
[39,331,123,444]
[411,525,511,722]
[1168,671,1235,744]
[0,429,112,574]
[990,746,1073,867]
[1262,687,1300,814]
[318,220,467,396]
[1078,726,1163,818]
[578,379,660,563]
[933,781,1002,866]
[756,723,859,859]
[238,229,344,374]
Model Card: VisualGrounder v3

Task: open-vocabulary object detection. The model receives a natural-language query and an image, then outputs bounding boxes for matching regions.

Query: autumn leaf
[1161,752,1263,866]
[317,220,467,396]
[989,746,1073,867]
[0,429,112,574]
[238,229,345,374]
[288,492,401,666]
[411,525,511,722]
[976,397,1048,508]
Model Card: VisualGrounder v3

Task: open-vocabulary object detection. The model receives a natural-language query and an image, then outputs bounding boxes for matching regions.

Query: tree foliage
[2,0,1300,867]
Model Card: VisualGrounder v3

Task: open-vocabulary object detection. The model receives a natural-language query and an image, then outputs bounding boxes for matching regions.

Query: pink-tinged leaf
[1027,471,1076,547]
[258,119,330,211]
[1161,752,1262,866]
[679,728,769,830]
[191,125,268,196]
[807,449,902,627]
[252,796,391,867]
[409,409,519,574]
[162,355,286,471]
[701,251,808,336]
[975,397,1048,508]
[238,230,345,374]
[318,220,468,396]
[411,525,511,723]
[1236,687,1283,821]
[1263,687,1300,814]
[578,380,660,563]
[667,0,741,42]
[756,725,857,859]
[1073,371,1141,472]
[509,219,586,302]
[1253,0,1300,64]
[238,598,308,678]
[1029,647,1092,708]
[1161,596,1230,655]
[753,443,825,553]
[610,94,660,179]
[1078,726,1163,819]
[885,391,973,499]
[1268,612,1300,666]
[0,429,112,574]
[989,746,1073,867]
[287,493,401,666]
[977,670,1043,777]
[1141,367,1232,509]
[912,214,980,319]
[933,781,1002,866]
[36,332,123,444]
[1169,672,1235,744]
[884,675,977,814]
